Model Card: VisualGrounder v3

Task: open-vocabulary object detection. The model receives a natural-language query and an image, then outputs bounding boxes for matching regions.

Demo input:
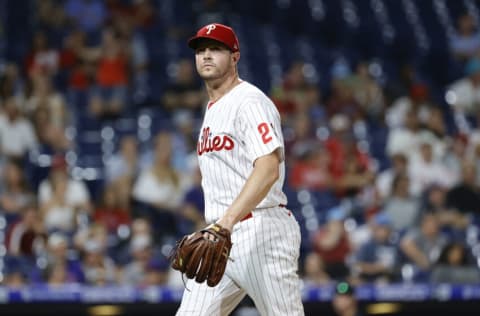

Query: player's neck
[205,73,241,103]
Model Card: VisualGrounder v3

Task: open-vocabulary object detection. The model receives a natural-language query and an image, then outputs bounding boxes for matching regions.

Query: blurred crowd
[1,0,480,289]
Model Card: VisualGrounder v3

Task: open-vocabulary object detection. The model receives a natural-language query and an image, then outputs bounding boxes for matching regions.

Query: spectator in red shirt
[325,114,373,196]
[289,143,333,191]
[310,206,352,280]
[85,28,129,119]
[5,204,46,258]
[59,30,93,91]
[59,30,86,70]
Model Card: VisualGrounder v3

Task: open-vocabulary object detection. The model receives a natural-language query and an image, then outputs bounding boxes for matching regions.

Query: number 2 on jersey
[257,122,272,144]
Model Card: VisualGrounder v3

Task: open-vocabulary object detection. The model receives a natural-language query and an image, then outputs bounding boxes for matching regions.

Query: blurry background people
[25,31,59,78]
[431,242,480,284]
[303,252,330,285]
[162,59,205,118]
[120,233,152,285]
[0,97,38,162]
[375,153,409,201]
[85,28,130,120]
[0,160,35,222]
[382,174,420,232]
[105,135,140,208]
[450,12,480,62]
[42,232,84,284]
[408,140,453,196]
[93,184,131,237]
[3,203,46,285]
[353,213,399,283]
[446,161,480,224]
[39,156,91,234]
[288,143,333,192]
[284,112,317,162]
[26,74,67,128]
[0,63,26,101]
[2,256,30,288]
[1,0,480,300]
[448,58,480,121]
[80,235,117,286]
[332,281,364,316]
[400,213,449,280]
[325,114,374,198]
[177,160,205,234]
[132,132,187,239]
[64,0,107,36]
[310,207,352,281]
[119,232,168,287]
[421,184,469,235]
[5,204,46,258]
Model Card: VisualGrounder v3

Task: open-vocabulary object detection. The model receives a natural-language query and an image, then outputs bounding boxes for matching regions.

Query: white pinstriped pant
[176,206,305,316]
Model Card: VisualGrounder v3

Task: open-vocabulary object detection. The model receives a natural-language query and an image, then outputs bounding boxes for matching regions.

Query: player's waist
[206,204,288,224]
[240,204,287,222]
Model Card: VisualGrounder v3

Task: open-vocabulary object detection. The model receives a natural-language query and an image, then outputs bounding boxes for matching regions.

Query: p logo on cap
[206,24,216,35]
[188,23,240,52]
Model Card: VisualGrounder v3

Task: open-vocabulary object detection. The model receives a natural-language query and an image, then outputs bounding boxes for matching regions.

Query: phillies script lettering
[197,127,234,156]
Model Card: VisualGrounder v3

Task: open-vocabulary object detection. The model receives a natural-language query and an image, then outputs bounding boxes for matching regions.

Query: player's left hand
[170,223,232,287]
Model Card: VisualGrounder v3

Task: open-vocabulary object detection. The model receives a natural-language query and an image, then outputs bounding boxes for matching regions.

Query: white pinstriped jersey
[197,81,287,223]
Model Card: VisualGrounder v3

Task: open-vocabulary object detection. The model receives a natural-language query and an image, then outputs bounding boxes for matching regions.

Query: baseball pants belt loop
[240,204,287,222]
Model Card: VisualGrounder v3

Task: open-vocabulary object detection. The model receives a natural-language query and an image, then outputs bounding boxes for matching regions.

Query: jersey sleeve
[236,97,284,164]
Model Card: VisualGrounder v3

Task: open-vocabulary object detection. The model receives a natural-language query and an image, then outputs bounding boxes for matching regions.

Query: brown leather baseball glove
[170,223,232,287]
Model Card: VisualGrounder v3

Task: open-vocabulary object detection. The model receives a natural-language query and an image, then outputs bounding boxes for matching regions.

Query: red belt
[240,204,286,222]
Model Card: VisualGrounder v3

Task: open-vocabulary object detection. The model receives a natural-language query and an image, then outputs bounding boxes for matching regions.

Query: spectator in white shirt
[132,132,187,237]
[447,58,480,118]
[0,96,37,160]
[408,141,455,196]
[38,155,92,226]
[386,108,421,159]
[132,132,187,210]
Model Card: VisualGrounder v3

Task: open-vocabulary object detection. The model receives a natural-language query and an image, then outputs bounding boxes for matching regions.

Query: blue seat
[76,131,102,156]
[311,190,340,221]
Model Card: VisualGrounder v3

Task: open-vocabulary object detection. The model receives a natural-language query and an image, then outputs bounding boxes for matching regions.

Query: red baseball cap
[188,23,240,52]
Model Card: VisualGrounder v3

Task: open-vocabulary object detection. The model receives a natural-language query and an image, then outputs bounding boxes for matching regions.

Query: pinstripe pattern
[177,207,304,316]
[177,80,304,315]
[197,81,287,224]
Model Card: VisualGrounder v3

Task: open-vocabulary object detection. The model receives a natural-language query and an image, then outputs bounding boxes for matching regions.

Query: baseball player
[176,23,304,316]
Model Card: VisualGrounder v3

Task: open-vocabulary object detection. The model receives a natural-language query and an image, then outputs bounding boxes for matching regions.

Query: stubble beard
[199,66,228,82]
[197,59,234,84]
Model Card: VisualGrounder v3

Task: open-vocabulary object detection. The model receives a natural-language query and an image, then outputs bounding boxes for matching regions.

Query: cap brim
[188,36,233,51]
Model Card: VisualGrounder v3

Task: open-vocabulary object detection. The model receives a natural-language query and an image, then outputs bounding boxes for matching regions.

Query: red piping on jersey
[241,212,253,221]
[207,100,216,109]
[240,204,287,222]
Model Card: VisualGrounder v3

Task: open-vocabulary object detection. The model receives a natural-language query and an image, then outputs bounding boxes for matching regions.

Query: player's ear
[232,52,240,64]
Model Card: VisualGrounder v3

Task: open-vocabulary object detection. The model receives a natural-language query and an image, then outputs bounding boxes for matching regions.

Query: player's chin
[199,72,220,80]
